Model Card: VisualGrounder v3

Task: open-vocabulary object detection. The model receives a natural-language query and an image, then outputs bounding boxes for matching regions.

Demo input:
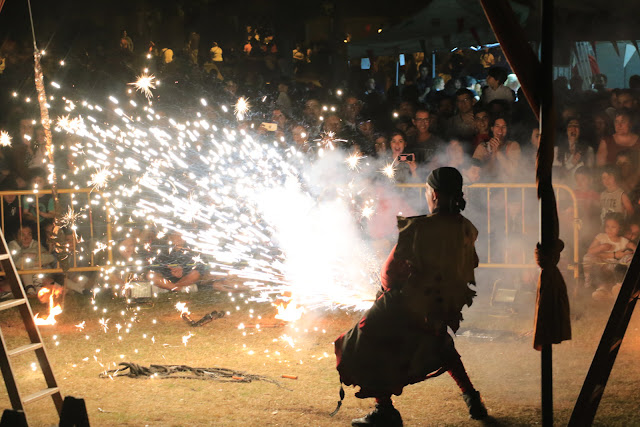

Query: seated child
[7,223,56,295]
[583,212,636,300]
[148,230,206,292]
[599,166,634,224]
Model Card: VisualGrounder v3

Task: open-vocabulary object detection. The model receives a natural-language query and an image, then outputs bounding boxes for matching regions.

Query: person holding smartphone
[472,115,519,179]
[388,130,419,183]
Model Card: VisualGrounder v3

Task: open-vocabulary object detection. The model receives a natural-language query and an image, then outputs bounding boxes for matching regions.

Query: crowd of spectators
[1,30,639,303]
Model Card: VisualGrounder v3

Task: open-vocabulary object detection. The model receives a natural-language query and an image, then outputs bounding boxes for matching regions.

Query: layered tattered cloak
[393,213,478,332]
[334,213,479,398]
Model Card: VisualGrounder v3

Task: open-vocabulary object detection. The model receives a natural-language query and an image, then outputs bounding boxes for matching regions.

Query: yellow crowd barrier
[3,185,580,287]
[0,188,112,275]
[396,182,580,281]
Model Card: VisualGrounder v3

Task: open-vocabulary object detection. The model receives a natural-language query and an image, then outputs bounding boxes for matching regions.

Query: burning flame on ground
[34,287,63,326]
[175,302,190,316]
[274,299,305,323]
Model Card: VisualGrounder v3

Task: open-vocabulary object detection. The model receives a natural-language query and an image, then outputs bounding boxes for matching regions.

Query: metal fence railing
[0,188,112,275]
[396,182,580,282]
[4,184,580,288]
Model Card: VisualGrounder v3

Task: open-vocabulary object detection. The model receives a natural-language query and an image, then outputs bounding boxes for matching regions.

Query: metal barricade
[396,182,580,281]
[0,188,112,275]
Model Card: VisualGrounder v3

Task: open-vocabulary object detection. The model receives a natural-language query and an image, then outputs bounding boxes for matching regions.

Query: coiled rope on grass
[100,362,287,389]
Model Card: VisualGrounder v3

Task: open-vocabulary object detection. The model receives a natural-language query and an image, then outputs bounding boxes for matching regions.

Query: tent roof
[347,0,529,57]
[347,0,640,58]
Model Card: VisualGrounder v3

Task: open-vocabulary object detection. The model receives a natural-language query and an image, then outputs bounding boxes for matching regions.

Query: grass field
[1,282,639,426]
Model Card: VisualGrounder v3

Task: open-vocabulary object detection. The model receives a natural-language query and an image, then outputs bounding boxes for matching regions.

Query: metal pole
[540,0,556,425]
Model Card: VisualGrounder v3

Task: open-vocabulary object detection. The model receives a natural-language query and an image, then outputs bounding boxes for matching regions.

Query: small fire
[34,287,63,326]
[274,299,305,323]
[175,302,190,316]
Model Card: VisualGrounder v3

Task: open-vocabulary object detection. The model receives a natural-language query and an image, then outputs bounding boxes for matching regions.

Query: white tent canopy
[346,0,529,58]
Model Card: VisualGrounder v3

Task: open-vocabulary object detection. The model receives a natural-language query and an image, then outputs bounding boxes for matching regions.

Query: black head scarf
[427,167,463,196]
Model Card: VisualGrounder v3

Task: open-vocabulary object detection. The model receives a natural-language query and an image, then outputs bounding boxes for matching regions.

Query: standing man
[335,167,488,426]
[406,109,444,166]
[446,88,477,143]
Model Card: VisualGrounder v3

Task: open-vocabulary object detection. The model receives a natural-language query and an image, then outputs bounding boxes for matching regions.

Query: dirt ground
[1,281,639,426]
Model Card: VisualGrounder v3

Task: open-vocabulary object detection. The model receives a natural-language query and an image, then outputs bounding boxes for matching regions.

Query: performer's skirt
[334,289,458,398]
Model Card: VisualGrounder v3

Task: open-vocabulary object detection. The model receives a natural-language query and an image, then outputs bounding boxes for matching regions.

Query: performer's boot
[351,401,403,426]
[462,389,488,420]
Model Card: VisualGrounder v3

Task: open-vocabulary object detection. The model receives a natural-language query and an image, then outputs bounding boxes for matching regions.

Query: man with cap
[334,167,488,426]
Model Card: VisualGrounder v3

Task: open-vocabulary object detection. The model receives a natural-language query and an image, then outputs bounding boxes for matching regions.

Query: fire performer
[334,167,487,426]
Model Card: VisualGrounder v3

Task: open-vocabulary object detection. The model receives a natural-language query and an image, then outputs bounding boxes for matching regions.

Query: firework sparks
[314,131,347,151]
[345,151,363,171]
[0,131,12,147]
[182,332,194,346]
[61,205,83,228]
[93,242,108,254]
[128,74,156,99]
[381,162,396,179]
[56,114,84,132]
[21,57,386,351]
[361,205,375,219]
[89,167,111,190]
[1,52,412,377]
[99,318,110,333]
[234,96,250,120]
[279,334,296,348]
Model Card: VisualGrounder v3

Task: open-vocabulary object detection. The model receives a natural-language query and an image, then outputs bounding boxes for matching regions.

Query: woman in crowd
[556,117,595,182]
[387,130,419,183]
[472,115,520,179]
[596,109,640,166]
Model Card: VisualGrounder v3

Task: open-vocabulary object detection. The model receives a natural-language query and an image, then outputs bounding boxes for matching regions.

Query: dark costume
[334,166,486,424]
[335,213,478,398]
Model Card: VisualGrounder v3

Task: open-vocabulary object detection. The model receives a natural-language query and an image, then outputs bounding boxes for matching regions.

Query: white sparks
[57,114,85,133]
[234,96,250,120]
[345,152,363,170]
[89,167,111,190]
[381,163,396,179]
[128,74,156,99]
[361,205,375,219]
[182,332,194,346]
[0,131,11,147]
[99,318,110,333]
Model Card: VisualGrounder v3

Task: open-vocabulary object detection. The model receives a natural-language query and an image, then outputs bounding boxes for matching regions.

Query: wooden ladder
[0,229,62,423]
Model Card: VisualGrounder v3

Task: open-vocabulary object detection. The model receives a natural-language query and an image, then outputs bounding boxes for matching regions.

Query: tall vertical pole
[539,0,556,425]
